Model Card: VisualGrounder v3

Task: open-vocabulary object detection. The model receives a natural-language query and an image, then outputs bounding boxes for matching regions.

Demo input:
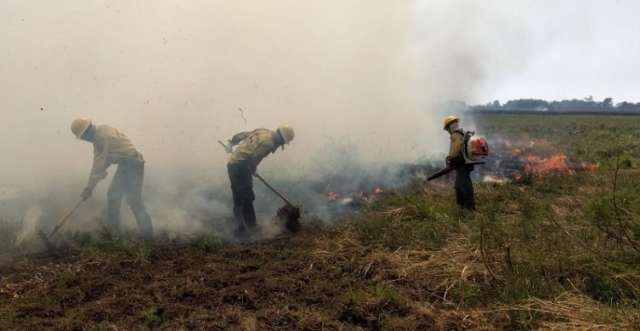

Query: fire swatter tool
[253,173,302,232]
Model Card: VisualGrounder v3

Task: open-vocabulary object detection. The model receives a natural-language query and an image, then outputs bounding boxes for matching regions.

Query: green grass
[328,114,640,328]
[1,113,639,330]
[473,113,640,167]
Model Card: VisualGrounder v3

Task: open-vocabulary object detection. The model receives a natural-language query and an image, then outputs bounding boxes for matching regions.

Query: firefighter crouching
[223,126,295,237]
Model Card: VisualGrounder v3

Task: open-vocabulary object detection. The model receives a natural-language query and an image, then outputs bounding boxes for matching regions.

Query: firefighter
[443,116,476,211]
[70,118,154,239]
[223,126,295,236]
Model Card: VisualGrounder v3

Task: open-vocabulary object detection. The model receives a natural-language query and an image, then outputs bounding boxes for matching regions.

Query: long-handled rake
[37,199,84,251]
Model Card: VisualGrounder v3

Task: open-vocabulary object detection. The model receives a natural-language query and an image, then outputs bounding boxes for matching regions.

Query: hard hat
[277,125,295,144]
[443,116,459,130]
[71,118,92,138]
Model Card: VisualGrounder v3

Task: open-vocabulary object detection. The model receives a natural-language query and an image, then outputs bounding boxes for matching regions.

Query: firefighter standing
[70,118,154,239]
[223,126,295,236]
[444,116,476,211]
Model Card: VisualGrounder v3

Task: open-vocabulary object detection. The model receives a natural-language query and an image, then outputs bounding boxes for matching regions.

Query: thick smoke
[0,1,540,243]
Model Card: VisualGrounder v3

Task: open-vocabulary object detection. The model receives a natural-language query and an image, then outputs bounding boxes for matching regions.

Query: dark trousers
[455,165,476,211]
[227,161,257,232]
[107,158,153,239]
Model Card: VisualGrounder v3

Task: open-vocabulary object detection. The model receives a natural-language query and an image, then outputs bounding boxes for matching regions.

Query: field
[1,114,640,330]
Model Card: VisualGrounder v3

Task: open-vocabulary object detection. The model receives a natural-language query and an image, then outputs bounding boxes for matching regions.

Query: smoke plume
[0,1,541,243]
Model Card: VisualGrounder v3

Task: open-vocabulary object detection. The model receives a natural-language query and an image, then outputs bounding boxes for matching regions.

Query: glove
[81,187,93,201]
[248,161,257,175]
[218,140,233,154]
[224,140,233,153]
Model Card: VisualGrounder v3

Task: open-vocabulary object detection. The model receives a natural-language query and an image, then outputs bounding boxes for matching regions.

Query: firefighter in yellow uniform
[70,118,153,239]
[444,116,476,211]
[224,126,295,236]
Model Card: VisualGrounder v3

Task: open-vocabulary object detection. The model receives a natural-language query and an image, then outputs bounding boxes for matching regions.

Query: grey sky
[1,1,637,108]
[468,0,640,103]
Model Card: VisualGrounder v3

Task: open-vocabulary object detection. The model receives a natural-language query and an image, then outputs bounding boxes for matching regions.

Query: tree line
[465,97,640,113]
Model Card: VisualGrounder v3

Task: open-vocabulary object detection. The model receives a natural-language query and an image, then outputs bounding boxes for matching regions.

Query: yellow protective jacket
[228,129,278,170]
[448,129,465,163]
[87,125,143,189]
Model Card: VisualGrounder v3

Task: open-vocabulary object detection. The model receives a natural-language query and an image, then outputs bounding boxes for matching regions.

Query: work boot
[233,225,250,242]
[132,207,153,241]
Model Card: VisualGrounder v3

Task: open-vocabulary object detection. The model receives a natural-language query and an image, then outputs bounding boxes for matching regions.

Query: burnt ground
[2,215,637,331]
[0,220,536,331]
[2,227,439,331]
[0,232,344,330]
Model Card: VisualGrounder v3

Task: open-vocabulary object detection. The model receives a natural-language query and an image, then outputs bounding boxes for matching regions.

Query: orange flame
[496,138,599,180]
[523,153,574,176]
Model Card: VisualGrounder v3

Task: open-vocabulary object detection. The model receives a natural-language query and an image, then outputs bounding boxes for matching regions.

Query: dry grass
[1,114,640,329]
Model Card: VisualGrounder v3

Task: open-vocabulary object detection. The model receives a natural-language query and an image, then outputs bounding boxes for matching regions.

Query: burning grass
[482,138,600,184]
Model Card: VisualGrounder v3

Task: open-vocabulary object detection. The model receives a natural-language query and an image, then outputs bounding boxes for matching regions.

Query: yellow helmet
[443,115,459,130]
[71,118,92,138]
[277,125,295,144]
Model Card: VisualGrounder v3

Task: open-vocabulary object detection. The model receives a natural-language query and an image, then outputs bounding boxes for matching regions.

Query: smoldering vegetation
[0,145,442,255]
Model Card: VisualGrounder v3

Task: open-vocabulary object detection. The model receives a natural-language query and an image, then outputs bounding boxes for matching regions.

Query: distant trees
[503,99,549,111]
[470,97,640,113]
[616,101,639,112]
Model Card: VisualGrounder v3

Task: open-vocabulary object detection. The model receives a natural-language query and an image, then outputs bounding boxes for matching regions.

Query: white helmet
[277,125,295,144]
[71,118,92,139]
